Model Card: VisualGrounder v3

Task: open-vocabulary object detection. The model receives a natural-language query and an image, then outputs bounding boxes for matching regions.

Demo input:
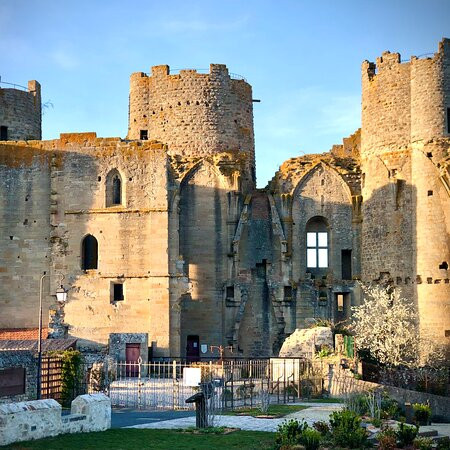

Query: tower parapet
[0,80,41,141]
[127,64,255,165]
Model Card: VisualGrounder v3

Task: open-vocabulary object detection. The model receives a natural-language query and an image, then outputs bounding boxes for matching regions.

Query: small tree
[351,284,445,370]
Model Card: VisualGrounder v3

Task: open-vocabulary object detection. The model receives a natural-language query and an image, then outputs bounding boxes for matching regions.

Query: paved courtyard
[127,402,344,432]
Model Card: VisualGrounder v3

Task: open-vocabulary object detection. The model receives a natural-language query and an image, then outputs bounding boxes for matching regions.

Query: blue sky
[1,0,449,186]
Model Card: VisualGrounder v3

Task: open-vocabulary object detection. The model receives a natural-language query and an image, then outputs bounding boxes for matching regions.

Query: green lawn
[223,403,309,417]
[3,429,274,450]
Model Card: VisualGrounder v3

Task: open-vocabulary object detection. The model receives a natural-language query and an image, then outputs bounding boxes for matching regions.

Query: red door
[186,335,200,362]
[125,343,140,377]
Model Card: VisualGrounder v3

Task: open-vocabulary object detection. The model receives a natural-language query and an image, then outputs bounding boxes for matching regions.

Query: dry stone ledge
[0,394,111,446]
[279,327,333,358]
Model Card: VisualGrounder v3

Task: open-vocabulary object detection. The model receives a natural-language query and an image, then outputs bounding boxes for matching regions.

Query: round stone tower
[0,80,41,140]
[360,38,450,348]
[127,64,255,163]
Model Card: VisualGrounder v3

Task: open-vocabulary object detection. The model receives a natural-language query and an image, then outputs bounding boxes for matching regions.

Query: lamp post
[37,273,68,400]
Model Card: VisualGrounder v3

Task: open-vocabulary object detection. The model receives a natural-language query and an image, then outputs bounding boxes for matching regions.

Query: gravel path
[127,402,345,432]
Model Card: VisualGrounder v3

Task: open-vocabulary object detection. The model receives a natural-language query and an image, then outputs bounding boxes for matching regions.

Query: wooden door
[186,335,200,362]
[125,343,140,377]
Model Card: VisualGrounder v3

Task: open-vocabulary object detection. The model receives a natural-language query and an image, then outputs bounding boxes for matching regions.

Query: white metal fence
[99,358,323,410]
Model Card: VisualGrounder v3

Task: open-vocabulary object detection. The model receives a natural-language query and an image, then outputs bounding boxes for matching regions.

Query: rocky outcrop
[279,327,333,358]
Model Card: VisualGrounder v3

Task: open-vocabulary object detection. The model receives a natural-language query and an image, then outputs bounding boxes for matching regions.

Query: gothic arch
[105,168,125,207]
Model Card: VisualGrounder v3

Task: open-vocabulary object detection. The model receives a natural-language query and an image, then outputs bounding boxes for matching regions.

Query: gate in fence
[102,358,324,410]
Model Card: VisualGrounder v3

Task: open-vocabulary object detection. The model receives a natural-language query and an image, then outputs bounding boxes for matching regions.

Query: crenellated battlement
[127,63,255,181]
[362,38,449,81]
[0,79,41,141]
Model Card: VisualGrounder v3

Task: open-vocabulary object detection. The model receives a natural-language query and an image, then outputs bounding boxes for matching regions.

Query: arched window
[112,175,121,205]
[81,234,98,270]
[106,169,123,207]
[306,217,328,269]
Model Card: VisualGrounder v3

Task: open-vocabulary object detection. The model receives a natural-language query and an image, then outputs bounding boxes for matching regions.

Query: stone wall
[0,144,52,328]
[0,134,173,356]
[325,367,450,421]
[127,64,255,165]
[0,351,37,404]
[0,393,111,446]
[0,81,41,140]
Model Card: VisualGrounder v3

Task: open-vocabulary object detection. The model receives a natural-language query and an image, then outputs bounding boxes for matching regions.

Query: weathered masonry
[0,40,449,360]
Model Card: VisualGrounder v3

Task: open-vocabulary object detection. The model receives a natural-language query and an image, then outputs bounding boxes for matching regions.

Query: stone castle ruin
[0,39,448,360]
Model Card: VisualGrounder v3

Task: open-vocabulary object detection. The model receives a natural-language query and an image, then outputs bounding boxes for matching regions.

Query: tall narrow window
[81,234,98,270]
[337,294,344,312]
[112,175,121,205]
[447,107,450,134]
[106,169,123,207]
[341,249,352,280]
[0,126,7,141]
[306,217,328,269]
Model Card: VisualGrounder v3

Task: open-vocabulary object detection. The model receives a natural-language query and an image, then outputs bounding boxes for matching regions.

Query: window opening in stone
[427,190,433,196]
[98,176,101,182]
[341,249,352,280]
[140,129,148,140]
[0,126,7,141]
[81,234,98,270]
[226,286,234,298]
[306,217,328,269]
[337,293,344,312]
[112,175,121,205]
[445,330,450,337]
[284,286,293,299]
[447,107,450,133]
[426,152,433,158]
[439,261,448,270]
[112,283,124,302]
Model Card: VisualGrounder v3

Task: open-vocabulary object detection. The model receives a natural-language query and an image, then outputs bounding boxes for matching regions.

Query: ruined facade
[0,40,449,360]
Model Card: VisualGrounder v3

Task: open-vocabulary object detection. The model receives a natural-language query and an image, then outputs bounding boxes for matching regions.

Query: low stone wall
[0,393,111,446]
[325,368,450,421]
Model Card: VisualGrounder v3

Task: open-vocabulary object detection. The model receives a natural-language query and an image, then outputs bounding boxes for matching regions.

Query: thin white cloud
[50,48,79,70]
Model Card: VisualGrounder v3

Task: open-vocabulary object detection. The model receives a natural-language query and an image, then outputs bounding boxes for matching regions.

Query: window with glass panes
[306,230,328,268]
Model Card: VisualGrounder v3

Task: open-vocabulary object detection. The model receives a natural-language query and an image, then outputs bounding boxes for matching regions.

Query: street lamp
[37,273,68,400]
[55,285,68,304]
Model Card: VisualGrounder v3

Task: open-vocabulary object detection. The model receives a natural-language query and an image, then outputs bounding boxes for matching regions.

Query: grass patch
[3,428,274,450]
[223,404,309,417]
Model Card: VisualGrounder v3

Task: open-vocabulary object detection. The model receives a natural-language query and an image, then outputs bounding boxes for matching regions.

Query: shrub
[59,349,83,407]
[370,417,382,428]
[275,419,308,449]
[329,409,368,448]
[378,427,397,450]
[344,393,368,416]
[317,345,333,358]
[396,422,418,448]
[413,403,432,425]
[300,428,321,450]
[380,393,401,420]
[413,437,433,450]
[312,420,330,436]
[436,436,450,450]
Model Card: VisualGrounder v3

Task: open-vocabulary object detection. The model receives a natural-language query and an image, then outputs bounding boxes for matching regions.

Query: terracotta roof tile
[0,328,49,340]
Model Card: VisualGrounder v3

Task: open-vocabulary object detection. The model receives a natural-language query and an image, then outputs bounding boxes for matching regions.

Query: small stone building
[0,39,448,360]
